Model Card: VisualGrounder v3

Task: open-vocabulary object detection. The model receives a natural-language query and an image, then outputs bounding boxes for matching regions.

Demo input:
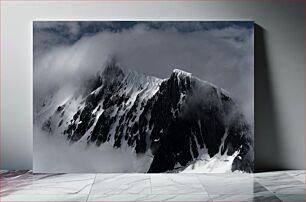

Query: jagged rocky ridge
[38,61,254,173]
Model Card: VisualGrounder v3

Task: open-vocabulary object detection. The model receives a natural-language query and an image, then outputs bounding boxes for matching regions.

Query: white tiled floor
[90,174,151,195]
[150,174,207,195]
[0,170,305,201]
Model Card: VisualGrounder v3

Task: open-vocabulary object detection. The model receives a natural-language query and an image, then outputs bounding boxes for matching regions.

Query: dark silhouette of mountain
[40,60,254,173]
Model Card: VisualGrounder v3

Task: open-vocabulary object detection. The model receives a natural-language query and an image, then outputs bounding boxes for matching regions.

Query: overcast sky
[33,21,254,125]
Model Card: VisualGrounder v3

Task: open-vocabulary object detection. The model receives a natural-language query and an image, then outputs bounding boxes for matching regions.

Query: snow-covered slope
[34,60,254,173]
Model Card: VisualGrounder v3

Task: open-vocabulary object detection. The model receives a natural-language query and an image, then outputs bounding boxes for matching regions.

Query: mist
[34,22,253,126]
[33,126,153,173]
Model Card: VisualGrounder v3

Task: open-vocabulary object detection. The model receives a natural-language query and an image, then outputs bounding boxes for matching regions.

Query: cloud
[33,126,153,173]
[33,22,254,126]
[33,21,252,56]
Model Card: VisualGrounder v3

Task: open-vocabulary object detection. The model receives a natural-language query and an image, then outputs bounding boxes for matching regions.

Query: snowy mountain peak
[101,61,125,80]
[171,68,192,78]
[37,66,253,173]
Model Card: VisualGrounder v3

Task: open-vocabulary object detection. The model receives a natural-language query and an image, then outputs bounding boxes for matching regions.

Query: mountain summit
[37,63,254,173]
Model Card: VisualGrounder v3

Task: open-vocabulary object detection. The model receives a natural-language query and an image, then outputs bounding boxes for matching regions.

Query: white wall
[1,0,305,171]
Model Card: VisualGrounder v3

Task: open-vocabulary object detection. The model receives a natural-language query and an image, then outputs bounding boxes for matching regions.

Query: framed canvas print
[33,21,254,173]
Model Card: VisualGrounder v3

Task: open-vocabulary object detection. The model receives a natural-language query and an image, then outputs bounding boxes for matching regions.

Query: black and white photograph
[2,0,305,201]
[33,21,254,173]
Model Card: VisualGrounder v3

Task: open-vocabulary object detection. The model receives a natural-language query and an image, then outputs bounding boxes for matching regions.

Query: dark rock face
[144,70,253,172]
[41,63,254,173]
